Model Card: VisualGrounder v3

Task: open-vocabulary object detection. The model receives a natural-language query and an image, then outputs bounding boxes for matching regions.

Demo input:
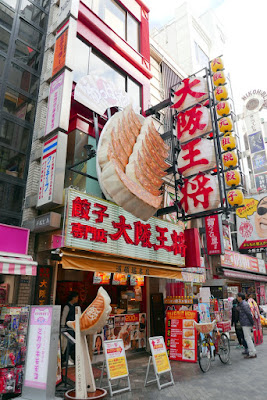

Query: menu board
[149,336,170,374]
[165,310,197,363]
[103,339,128,379]
[112,273,128,285]
[130,275,144,286]
[93,272,111,284]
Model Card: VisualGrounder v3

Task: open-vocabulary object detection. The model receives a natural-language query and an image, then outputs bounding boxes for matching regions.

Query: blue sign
[252,151,267,174]
[248,131,265,154]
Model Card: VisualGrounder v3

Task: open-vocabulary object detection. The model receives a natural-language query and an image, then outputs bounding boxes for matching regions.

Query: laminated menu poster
[165,310,197,363]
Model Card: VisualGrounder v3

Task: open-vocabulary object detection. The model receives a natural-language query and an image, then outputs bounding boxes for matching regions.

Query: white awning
[0,252,37,276]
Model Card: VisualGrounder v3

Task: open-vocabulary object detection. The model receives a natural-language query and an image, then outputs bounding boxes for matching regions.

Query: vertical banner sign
[205,214,224,255]
[37,132,67,208]
[24,307,53,389]
[103,339,128,380]
[149,336,170,374]
[52,20,69,77]
[35,266,52,305]
[165,310,197,363]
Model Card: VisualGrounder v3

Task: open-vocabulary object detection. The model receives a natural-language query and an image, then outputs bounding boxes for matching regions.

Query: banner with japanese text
[64,189,186,266]
[205,214,224,255]
[149,336,170,374]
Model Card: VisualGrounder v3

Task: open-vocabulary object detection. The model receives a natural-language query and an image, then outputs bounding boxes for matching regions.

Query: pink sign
[24,306,53,390]
[0,224,29,254]
[45,72,65,136]
[205,215,223,255]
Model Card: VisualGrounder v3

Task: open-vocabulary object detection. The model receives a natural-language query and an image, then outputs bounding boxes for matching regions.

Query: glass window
[90,51,125,91]
[0,54,5,76]
[8,62,39,96]
[18,19,43,50]
[73,38,90,83]
[105,0,126,39]
[0,26,10,52]
[0,119,30,152]
[0,2,15,30]
[127,13,139,52]
[20,0,46,29]
[127,77,141,113]
[14,39,40,71]
[0,215,20,226]
[3,87,36,123]
[5,183,24,212]
[33,0,50,10]
[1,0,17,11]
[0,145,26,179]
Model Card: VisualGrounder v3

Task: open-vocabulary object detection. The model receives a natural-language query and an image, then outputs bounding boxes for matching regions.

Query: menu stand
[144,356,174,391]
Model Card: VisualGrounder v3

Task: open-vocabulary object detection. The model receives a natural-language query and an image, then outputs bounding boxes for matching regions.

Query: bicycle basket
[194,320,216,334]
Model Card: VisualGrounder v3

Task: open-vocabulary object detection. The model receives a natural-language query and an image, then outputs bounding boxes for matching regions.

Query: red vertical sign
[205,215,223,255]
[165,310,197,363]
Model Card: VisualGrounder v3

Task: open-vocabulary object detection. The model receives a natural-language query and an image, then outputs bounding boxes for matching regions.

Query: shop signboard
[165,310,197,363]
[236,194,267,253]
[35,266,52,305]
[52,21,69,77]
[221,250,259,272]
[103,339,128,380]
[222,223,232,251]
[0,224,29,254]
[37,132,67,208]
[44,69,72,136]
[205,214,224,255]
[149,336,170,373]
[93,272,111,284]
[64,189,186,266]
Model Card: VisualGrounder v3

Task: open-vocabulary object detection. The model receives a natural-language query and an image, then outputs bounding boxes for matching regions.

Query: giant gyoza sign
[64,189,186,266]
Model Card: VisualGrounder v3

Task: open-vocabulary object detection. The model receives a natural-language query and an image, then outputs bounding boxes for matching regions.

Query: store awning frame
[60,248,183,280]
[0,252,38,276]
[223,269,267,283]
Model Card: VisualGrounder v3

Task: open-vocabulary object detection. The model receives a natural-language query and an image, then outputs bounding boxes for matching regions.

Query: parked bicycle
[194,320,230,373]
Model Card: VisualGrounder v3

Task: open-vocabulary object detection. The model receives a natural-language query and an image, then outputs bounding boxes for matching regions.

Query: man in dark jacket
[232,298,248,354]
[237,293,257,359]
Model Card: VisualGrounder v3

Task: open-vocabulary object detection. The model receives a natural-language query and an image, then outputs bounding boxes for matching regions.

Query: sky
[145,0,267,114]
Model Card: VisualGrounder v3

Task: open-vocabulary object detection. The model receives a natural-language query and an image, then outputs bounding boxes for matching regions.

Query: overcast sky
[146,0,267,114]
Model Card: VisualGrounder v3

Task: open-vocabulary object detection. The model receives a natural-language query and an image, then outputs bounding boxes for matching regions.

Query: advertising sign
[205,214,224,255]
[64,189,186,266]
[52,21,69,77]
[236,194,267,253]
[221,250,259,272]
[37,132,67,208]
[24,307,52,389]
[130,274,144,286]
[149,336,170,373]
[103,339,128,379]
[223,223,232,251]
[165,310,197,363]
[248,131,265,154]
[112,273,128,285]
[45,69,72,136]
[93,272,111,285]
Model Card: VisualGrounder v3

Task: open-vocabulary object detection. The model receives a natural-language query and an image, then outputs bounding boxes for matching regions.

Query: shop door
[150,293,165,337]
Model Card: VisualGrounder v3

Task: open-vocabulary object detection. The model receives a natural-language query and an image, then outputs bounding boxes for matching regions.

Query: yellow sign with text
[154,352,170,373]
[236,198,258,219]
[107,356,128,379]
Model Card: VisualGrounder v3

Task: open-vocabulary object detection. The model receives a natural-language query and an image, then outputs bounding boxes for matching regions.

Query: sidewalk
[57,334,267,400]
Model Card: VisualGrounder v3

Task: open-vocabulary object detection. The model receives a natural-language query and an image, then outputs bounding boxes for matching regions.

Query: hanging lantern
[218,117,233,133]
[225,170,241,187]
[221,135,236,151]
[222,151,238,168]
[211,57,224,73]
[213,71,226,86]
[216,101,230,117]
[214,85,228,101]
[227,189,244,206]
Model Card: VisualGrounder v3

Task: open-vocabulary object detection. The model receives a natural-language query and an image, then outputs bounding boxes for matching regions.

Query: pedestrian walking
[237,293,257,359]
[232,298,248,354]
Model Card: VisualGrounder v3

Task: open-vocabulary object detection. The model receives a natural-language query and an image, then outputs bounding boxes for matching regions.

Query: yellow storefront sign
[154,352,170,373]
[107,356,128,379]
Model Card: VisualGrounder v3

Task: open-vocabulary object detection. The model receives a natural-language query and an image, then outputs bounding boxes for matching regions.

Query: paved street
[57,331,267,400]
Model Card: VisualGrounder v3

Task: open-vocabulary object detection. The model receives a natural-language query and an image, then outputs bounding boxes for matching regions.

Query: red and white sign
[176,104,211,144]
[37,132,67,208]
[65,189,186,266]
[149,336,170,374]
[165,310,197,363]
[221,250,259,273]
[205,215,223,255]
[171,77,208,112]
[24,307,53,389]
[103,339,128,380]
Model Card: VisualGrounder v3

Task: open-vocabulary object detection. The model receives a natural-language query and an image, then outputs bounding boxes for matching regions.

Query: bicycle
[194,320,230,373]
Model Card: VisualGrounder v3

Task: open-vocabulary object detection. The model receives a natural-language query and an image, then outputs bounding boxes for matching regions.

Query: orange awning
[60,249,183,279]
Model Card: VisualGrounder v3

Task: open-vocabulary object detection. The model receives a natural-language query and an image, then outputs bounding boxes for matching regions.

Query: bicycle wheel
[198,339,211,373]
[218,333,230,364]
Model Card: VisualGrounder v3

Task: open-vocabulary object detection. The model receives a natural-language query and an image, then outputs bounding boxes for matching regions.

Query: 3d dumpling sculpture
[176,105,212,144]
[67,287,111,335]
[97,105,170,221]
[171,77,208,113]
[178,138,216,177]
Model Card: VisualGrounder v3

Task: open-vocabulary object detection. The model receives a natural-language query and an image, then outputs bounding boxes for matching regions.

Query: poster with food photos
[165,310,197,363]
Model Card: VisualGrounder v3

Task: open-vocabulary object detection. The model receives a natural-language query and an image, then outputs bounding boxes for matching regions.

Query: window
[18,19,43,50]
[0,2,15,30]
[0,145,26,179]
[5,183,24,212]
[96,0,140,52]
[14,40,40,71]
[0,54,5,76]
[1,0,17,11]
[0,26,10,52]
[8,62,39,96]
[194,42,209,68]
[90,51,125,91]
[3,87,36,123]
[0,119,30,152]
[20,0,46,29]
[33,0,50,10]
[127,77,141,113]
[73,38,90,83]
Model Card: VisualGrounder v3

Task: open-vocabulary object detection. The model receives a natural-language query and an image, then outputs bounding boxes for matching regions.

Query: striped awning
[0,252,38,276]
